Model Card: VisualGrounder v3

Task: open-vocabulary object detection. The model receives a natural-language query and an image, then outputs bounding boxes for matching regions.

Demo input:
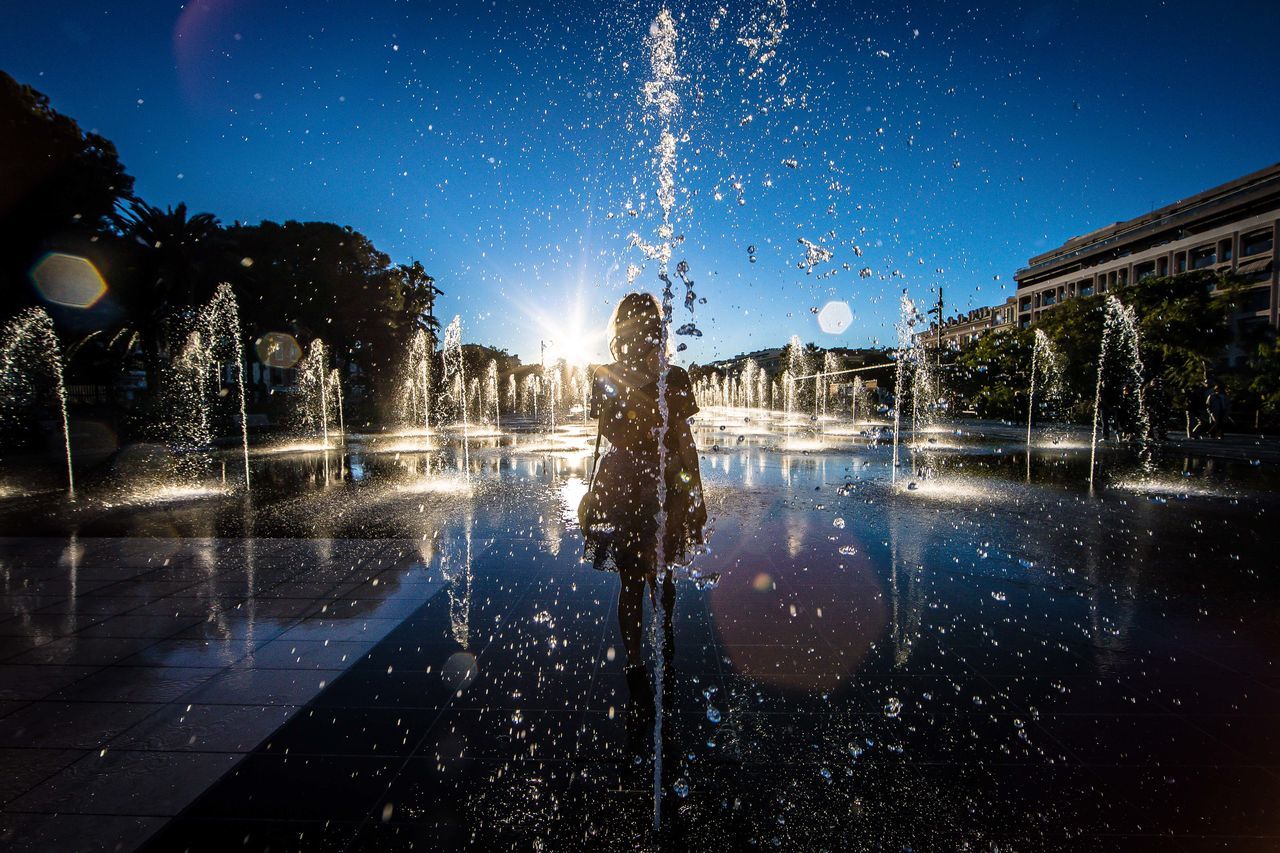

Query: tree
[1233,327,1280,427]
[395,260,443,347]
[1119,270,1241,423]
[0,72,134,317]
[225,221,443,416]
[1021,270,1240,430]
[111,201,233,392]
[950,328,1034,419]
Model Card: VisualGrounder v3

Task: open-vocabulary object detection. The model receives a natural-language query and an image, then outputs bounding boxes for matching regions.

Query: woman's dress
[581,363,706,578]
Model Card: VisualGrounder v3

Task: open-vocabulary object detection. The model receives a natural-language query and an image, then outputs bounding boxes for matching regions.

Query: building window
[1157,257,1168,276]
[1176,251,1187,273]
[1135,261,1156,281]
[1080,283,1094,297]
[1242,230,1273,257]
[1219,238,1233,262]
[1042,292,1056,306]
[1191,245,1216,269]
[1245,287,1271,313]
[1019,297,1031,312]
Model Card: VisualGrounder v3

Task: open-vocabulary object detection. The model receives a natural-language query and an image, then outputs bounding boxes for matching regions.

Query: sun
[531,299,606,367]
[547,334,597,368]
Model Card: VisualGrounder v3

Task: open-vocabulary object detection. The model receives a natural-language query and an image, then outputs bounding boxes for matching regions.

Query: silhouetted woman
[580,292,705,699]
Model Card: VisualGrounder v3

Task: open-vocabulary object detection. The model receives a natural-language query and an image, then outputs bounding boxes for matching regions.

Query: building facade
[927,162,1280,347]
[1014,162,1279,331]
[930,297,1017,349]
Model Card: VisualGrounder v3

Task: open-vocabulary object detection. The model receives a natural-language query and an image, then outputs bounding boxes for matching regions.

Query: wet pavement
[1,414,1279,850]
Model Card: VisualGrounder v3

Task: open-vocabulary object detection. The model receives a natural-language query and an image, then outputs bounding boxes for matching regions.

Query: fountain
[626,7,687,826]
[486,359,500,430]
[168,284,251,487]
[0,307,75,495]
[1089,295,1151,489]
[891,293,921,484]
[401,327,434,433]
[850,376,866,426]
[442,316,470,469]
[545,362,561,434]
[909,331,939,476]
[524,373,540,420]
[1025,328,1063,478]
[782,335,811,443]
[577,367,590,422]
[298,340,343,449]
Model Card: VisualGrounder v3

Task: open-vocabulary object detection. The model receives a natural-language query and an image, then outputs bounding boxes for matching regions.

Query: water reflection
[443,511,474,649]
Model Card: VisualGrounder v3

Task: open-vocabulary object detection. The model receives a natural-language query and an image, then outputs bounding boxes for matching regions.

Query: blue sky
[4,0,1278,364]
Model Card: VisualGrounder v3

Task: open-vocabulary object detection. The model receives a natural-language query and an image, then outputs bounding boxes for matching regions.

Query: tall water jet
[627,7,685,826]
[782,335,811,442]
[909,336,938,473]
[545,363,561,434]
[207,284,252,488]
[299,340,342,449]
[820,351,842,430]
[169,284,251,487]
[578,367,590,422]
[330,367,346,445]
[0,308,75,495]
[521,373,539,420]
[486,360,500,430]
[1025,328,1063,477]
[1089,295,1150,489]
[467,376,480,423]
[401,327,434,432]
[891,294,922,484]
[740,359,756,409]
[442,316,469,470]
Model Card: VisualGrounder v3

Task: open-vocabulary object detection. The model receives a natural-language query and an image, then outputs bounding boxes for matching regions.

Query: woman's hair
[608,291,665,363]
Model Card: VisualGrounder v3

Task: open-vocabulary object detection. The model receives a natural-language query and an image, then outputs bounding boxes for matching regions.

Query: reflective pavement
[0,418,1278,850]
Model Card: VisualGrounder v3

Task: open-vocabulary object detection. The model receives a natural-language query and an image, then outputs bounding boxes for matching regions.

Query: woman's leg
[658,569,676,666]
[618,572,646,667]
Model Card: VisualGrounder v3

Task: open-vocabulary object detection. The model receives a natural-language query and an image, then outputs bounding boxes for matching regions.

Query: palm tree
[111,200,230,392]
[397,260,444,348]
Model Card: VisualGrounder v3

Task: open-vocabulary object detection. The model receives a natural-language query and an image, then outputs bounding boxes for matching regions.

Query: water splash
[401,327,434,433]
[442,316,470,471]
[737,0,789,80]
[891,294,922,485]
[1089,296,1151,489]
[798,237,833,275]
[0,308,75,495]
[1026,328,1063,479]
[170,284,250,488]
[486,359,500,431]
[298,340,343,449]
[637,8,683,830]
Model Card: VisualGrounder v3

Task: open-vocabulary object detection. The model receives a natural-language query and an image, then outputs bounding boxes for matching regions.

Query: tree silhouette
[0,71,133,316]
[112,200,232,392]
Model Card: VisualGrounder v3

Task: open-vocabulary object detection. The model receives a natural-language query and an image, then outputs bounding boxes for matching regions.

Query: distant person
[1207,383,1228,439]
[579,292,706,702]
[1190,381,1212,438]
